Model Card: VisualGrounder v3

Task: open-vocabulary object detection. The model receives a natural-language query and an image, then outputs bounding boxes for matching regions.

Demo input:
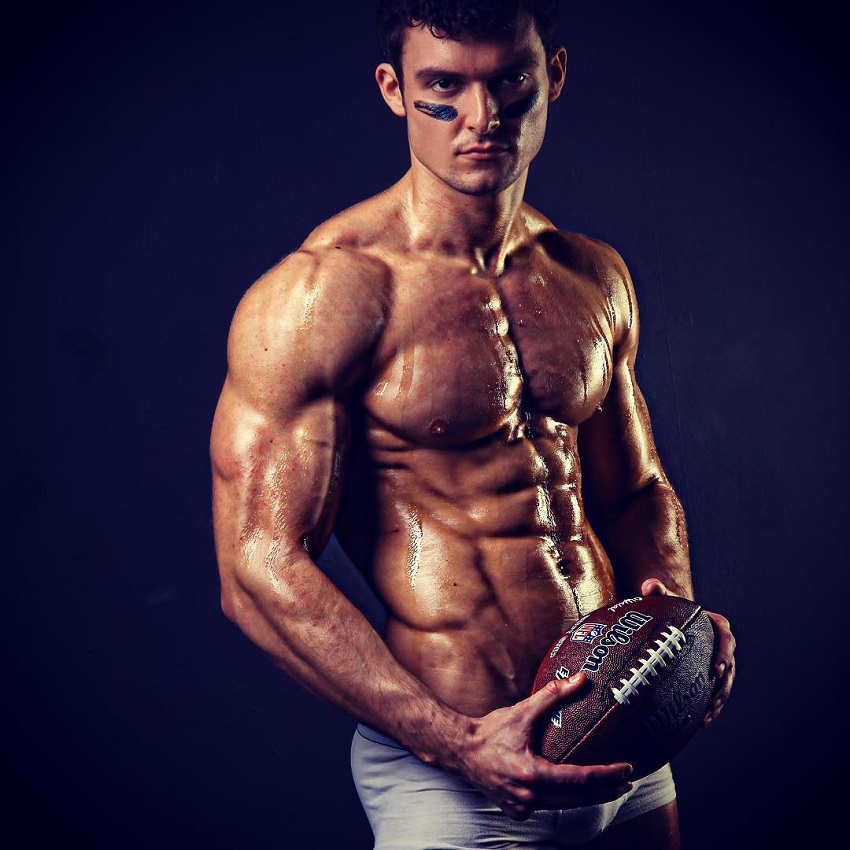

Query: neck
[400,163,529,276]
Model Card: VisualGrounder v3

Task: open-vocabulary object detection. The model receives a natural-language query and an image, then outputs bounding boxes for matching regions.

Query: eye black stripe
[413,101,458,122]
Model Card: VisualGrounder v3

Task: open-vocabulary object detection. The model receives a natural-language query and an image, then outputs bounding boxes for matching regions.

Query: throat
[402,170,527,272]
[470,245,508,277]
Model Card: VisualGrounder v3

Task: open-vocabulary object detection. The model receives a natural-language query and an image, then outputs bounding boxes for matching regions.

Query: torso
[306,185,632,717]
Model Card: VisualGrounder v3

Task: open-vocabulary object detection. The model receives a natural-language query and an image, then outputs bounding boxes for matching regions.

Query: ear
[547,46,567,103]
[375,62,407,118]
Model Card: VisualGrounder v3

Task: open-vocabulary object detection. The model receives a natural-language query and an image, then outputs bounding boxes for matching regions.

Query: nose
[467,84,501,135]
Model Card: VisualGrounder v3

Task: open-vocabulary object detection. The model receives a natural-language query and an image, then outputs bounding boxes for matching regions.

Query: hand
[640,578,736,728]
[456,674,634,821]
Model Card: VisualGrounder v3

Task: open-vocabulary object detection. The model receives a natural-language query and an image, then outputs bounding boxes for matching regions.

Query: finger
[536,758,633,786]
[500,801,532,822]
[703,700,725,728]
[703,656,736,727]
[539,779,635,809]
[533,762,635,807]
[706,611,736,678]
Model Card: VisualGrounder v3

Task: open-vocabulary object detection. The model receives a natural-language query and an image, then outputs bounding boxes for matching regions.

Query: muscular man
[211,2,736,847]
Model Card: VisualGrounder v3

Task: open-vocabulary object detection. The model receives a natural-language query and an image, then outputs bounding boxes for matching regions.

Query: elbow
[595,474,672,520]
[623,474,679,511]
[218,559,292,633]
[635,475,678,506]
[220,586,239,624]
[220,576,253,628]
[592,476,686,546]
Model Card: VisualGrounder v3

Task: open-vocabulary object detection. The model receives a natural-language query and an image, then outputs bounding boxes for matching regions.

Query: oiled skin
[212,182,690,740]
[328,199,649,718]
[210,16,735,829]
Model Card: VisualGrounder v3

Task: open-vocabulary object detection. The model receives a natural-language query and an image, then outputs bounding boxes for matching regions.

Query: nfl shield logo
[571,622,605,644]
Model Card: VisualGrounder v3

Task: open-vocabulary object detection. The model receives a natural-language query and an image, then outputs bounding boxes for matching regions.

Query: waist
[379,570,587,718]
[343,532,616,715]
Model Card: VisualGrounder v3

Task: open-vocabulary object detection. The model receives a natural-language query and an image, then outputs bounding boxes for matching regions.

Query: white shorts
[351,724,676,849]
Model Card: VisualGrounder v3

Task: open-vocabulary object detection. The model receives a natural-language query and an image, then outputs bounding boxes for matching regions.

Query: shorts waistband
[356,723,405,750]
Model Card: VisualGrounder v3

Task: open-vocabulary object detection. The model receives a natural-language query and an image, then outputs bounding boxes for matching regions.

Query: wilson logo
[643,672,708,734]
[580,611,653,673]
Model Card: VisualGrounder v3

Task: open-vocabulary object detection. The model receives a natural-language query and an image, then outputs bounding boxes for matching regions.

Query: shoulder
[227,241,394,400]
[523,210,639,348]
[523,210,630,282]
[225,188,410,404]
[233,241,392,334]
[236,186,402,318]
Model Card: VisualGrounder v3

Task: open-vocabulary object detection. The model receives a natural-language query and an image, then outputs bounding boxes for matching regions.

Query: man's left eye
[501,73,527,86]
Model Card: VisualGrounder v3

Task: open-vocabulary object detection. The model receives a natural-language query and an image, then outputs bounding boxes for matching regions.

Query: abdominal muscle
[341,419,618,718]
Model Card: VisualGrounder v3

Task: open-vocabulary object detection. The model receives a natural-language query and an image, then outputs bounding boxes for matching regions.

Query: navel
[429,417,449,436]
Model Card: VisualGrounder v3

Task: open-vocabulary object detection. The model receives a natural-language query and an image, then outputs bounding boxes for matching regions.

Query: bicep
[576,243,671,509]
[578,354,667,511]
[211,379,349,582]
[210,253,378,597]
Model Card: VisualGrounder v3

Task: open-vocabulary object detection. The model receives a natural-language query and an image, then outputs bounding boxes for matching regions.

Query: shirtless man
[211,2,736,847]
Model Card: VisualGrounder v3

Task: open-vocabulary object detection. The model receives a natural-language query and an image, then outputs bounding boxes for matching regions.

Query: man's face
[377,14,566,197]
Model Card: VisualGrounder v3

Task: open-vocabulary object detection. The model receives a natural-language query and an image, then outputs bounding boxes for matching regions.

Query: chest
[366,264,617,445]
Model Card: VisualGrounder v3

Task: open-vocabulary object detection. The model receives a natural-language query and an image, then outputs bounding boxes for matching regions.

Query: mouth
[458,144,510,161]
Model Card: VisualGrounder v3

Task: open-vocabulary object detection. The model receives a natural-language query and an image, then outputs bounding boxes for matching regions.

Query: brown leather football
[531,594,716,779]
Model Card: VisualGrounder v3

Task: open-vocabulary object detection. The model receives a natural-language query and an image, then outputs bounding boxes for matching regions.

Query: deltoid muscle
[611,626,688,706]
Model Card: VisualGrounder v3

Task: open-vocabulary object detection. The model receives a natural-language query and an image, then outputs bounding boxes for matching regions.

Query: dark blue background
[8,2,848,847]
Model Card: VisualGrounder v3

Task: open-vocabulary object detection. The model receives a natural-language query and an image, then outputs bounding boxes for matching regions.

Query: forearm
[595,478,694,600]
[223,552,640,821]
[223,551,474,769]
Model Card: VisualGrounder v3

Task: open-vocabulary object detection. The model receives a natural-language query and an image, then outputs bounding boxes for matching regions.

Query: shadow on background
[7,2,848,847]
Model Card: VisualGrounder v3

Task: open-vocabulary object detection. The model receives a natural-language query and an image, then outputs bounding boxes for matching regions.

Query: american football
[531,594,716,780]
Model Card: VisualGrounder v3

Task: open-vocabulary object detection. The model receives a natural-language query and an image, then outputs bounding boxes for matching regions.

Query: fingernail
[569,673,583,683]
[717,662,727,677]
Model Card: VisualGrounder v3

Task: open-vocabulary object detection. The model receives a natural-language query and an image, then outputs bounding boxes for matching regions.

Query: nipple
[428,418,448,437]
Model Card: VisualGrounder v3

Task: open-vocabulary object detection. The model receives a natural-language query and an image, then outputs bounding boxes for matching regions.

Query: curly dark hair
[376,0,561,78]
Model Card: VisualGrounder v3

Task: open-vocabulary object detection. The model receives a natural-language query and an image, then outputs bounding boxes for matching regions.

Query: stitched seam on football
[554,701,620,765]
[680,605,702,631]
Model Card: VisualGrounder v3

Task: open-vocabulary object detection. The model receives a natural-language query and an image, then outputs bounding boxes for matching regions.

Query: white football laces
[611,625,688,705]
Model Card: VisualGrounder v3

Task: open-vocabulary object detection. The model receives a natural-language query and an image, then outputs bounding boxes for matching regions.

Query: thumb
[523,673,587,724]
[640,578,669,597]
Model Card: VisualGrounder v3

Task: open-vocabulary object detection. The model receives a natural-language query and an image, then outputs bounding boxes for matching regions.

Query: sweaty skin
[211,14,735,829]
[334,205,644,717]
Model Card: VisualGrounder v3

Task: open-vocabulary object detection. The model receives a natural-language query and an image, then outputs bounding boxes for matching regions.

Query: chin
[460,184,510,197]
[449,169,522,197]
